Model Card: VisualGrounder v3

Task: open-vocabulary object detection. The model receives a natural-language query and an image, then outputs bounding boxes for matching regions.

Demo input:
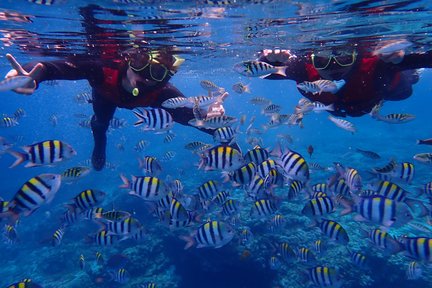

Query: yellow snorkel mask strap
[172,54,185,69]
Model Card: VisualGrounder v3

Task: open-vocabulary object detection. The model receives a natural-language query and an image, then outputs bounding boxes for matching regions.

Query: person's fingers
[6,54,27,75]
[379,50,405,64]
[28,63,44,79]
[5,69,18,78]
[13,87,34,95]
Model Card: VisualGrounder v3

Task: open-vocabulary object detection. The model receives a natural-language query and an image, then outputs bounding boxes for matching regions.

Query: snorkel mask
[311,50,357,70]
[126,49,185,96]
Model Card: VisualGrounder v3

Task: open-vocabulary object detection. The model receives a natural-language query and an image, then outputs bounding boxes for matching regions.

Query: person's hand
[378,50,405,64]
[4,53,44,95]
[372,40,411,64]
[260,49,296,63]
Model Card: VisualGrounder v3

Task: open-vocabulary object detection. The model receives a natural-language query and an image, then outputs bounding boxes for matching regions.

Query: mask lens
[334,52,356,66]
[149,64,169,82]
[128,53,151,71]
[312,54,331,70]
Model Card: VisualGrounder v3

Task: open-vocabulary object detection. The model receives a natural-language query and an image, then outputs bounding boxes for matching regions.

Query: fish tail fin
[0,207,19,226]
[133,110,147,127]
[7,150,27,168]
[221,171,231,183]
[339,197,353,216]
[244,84,251,93]
[137,157,145,169]
[405,198,429,217]
[275,66,287,77]
[119,174,130,188]
[197,155,207,170]
[179,235,195,250]
[270,141,284,158]
[326,103,335,111]
[416,140,422,145]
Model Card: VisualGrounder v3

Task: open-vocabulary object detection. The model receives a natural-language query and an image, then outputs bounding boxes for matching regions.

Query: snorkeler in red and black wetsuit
[4,48,212,171]
[3,4,220,171]
[257,46,432,117]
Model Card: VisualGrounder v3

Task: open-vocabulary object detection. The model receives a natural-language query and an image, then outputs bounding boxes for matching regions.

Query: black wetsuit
[260,51,432,117]
[25,57,207,170]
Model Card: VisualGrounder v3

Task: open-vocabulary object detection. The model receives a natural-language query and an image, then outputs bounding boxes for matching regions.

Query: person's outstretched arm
[4,54,103,94]
[383,50,432,70]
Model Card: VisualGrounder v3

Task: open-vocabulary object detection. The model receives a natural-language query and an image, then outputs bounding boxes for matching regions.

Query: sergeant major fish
[399,236,432,262]
[138,156,162,176]
[232,82,251,94]
[406,261,422,280]
[328,115,356,133]
[133,108,174,133]
[7,174,61,220]
[362,228,402,254]
[315,218,349,245]
[180,220,235,249]
[272,143,309,182]
[1,117,19,128]
[297,79,346,95]
[200,80,224,93]
[8,140,76,168]
[161,97,189,109]
[198,145,244,171]
[120,174,169,201]
[68,189,106,213]
[355,148,381,159]
[340,195,413,227]
[413,153,432,164]
[233,60,287,78]
[373,113,416,124]
[306,266,342,288]
[61,166,91,183]
[188,115,237,129]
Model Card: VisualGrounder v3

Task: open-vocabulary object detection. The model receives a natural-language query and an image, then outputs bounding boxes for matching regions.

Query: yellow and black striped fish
[198,180,222,200]
[250,199,278,217]
[307,266,341,288]
[96,251,104,265]
[6,278,42,288]
[316,219,349,245]
[8,140,76,168]
[120,175,169,202]
[70,189,106,212]
[52,226,65,247]
[61,166,90,182]
[9,174,61,217]
[199,145,244,171]
[79,254,85,270]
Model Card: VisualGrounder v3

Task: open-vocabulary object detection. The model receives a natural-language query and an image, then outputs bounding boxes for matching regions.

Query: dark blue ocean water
[1,1,432,287]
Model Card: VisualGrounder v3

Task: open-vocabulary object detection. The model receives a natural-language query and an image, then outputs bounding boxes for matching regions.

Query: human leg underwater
[90,94,116,171]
